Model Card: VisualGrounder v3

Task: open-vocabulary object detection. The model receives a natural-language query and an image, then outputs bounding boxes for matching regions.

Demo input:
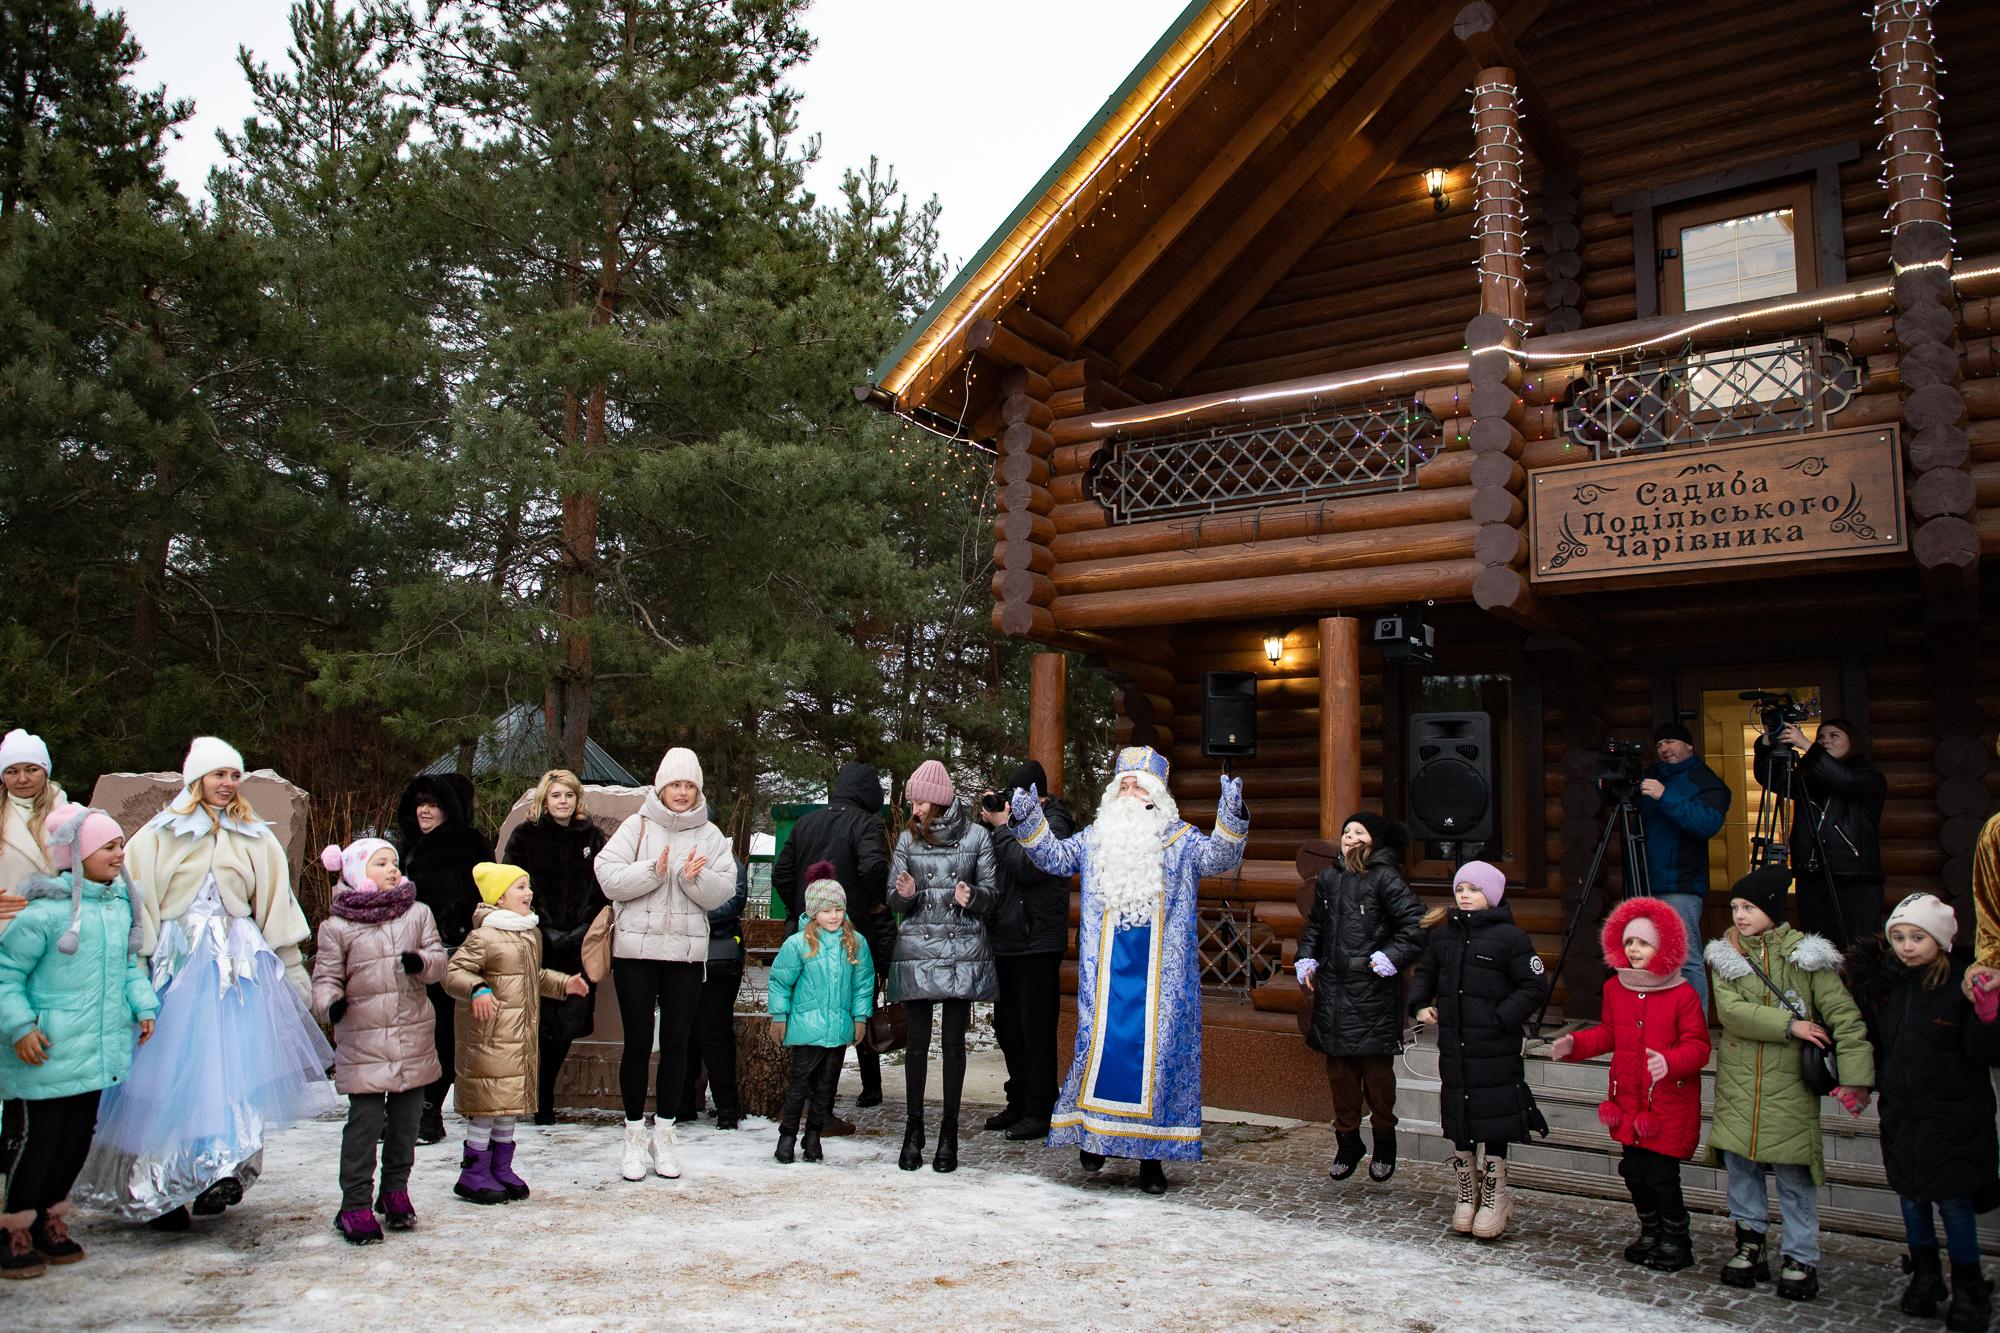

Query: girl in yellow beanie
[442,864,586,1203]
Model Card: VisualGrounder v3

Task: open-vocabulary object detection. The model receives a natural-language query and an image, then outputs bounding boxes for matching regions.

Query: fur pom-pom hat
[40,804,143,956]
[1599,897,1690,976]
[802,860,847,917]
[320,837,400,892]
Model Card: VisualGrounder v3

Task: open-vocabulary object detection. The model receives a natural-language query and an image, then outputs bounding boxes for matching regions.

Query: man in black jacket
[980,760,1076,1141]
[1754,717,1885,948]
[771,762,891,1108]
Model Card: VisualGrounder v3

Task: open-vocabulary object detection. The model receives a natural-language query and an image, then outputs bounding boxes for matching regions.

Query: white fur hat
[1887,892,1958,953]
[182,736,246,788]
[654,747,703,793]
[0,729,50,772]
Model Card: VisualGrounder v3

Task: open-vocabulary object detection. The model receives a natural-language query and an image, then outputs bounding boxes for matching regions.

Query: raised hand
[565,973,589,996]
[1219,773,1245,815]
[1008,784,1042,825]
[894,870,917,899]
[682,849,709,882]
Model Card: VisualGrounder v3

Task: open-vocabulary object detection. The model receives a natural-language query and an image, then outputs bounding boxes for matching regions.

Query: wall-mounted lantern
[1425,166,1450,213]
[1263,633,1285,665]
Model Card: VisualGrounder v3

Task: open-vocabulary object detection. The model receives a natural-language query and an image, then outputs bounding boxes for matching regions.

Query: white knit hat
[0,728,50,772]
[181,736,246,788]
[654,747,703,793]
[1887,892,1958,953]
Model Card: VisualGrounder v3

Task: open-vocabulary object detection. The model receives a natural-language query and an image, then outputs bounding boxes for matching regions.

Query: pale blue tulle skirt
[71,882,335,1221]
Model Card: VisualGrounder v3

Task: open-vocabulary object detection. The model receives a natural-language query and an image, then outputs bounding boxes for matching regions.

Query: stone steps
[1384,1028,2000,1253]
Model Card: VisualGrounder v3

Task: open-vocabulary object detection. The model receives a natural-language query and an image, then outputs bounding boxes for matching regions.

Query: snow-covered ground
[16,1108,1707,1332]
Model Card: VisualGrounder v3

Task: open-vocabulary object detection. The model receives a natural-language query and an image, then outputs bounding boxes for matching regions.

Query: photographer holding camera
[1639,721,1732,1003]
[1752,717,1884,949]
[978,760,1075,1141]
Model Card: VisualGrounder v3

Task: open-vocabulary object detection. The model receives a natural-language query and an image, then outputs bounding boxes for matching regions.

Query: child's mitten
[401,951,423,974]
[328,998,348,1025]
[1976,984,2000,1025]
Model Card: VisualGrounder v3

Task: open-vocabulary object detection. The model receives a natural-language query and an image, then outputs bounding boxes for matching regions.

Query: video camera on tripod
[1741,689,1813,743]
[1595,738,1650,803]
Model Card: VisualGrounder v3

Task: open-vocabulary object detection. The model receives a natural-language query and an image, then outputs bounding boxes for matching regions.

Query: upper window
[1659,182,1818,315]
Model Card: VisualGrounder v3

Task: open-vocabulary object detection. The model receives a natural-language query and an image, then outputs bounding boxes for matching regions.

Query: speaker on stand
[1407,712,1495,866]
[1202,671,1258,770]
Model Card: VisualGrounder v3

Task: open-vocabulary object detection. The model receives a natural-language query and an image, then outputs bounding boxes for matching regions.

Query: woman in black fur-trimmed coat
[1297,812,1426,1182]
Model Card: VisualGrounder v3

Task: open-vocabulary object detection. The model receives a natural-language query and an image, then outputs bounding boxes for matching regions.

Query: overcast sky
[112,0,1191,271]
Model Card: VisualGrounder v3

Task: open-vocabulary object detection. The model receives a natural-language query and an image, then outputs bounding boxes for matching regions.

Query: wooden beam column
[1029,653,1067,798]
[1318,617,1363,841]
[992,364,1059,638]
[1874,0,1978,612]
[1464,68,1534,628]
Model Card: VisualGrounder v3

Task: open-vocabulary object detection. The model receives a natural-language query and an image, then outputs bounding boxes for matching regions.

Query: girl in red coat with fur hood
[1553,897,1711,1274]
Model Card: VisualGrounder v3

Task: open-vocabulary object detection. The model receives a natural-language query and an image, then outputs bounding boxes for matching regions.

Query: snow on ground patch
[19,1110,1703,1332]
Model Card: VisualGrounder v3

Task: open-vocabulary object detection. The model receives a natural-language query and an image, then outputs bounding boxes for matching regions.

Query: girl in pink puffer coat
[312,839,448,1245]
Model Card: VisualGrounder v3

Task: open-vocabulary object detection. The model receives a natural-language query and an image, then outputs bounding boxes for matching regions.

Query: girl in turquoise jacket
[767,864,874,1165]
[0,806,159,1279]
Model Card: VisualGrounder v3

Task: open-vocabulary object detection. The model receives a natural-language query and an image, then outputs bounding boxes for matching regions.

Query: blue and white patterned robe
[1012,794,1248,1161]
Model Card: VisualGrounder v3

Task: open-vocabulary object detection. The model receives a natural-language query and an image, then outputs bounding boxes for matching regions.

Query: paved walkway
[819,1089,1923,1332]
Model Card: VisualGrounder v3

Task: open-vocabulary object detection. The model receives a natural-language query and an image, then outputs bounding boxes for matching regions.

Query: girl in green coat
[1702,865,1874,1304]
[767,865,874,1165]
[0,807,159,1279]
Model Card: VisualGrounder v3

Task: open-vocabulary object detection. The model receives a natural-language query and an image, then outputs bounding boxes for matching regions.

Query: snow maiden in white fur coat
[71,737,333,1231]
[1008,746,1247,1194]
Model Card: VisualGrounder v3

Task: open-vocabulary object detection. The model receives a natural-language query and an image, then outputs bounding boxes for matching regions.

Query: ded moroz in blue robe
[1010,753,1247,1162]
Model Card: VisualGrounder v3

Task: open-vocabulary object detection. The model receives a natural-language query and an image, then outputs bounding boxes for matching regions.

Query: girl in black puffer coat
[1844,894,2000,1328]
[394,772,495,1142]
[499,770,608,1125]
[1297,812,1425,1184]
[1408,860,1549,1241]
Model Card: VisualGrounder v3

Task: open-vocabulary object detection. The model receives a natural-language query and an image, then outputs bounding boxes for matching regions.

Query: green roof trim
[867,0,1221,392]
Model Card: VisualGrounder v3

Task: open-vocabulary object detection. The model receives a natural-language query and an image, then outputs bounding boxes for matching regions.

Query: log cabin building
[859,0,2000,1119]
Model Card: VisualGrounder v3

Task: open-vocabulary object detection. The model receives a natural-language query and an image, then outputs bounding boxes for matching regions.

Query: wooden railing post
[1319,617,1362,840]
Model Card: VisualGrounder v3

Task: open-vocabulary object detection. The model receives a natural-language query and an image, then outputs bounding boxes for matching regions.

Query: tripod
[1534,791,1651,1036]
[1753,739,1847,942]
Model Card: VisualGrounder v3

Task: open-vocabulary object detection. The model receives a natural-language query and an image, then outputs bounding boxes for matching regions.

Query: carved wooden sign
[1528,426,1907,584]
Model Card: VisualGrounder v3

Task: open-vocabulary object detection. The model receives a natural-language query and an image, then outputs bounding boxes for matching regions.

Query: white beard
[1087,777,1179,928]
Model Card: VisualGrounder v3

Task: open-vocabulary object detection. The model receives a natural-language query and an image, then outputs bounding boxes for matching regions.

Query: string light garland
[1871,0,1951,240]
[1468,78,1528,326]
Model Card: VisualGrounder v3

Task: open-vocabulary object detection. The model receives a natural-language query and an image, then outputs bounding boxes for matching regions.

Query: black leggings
[612,957,704,1121]
[904,998,972,1128]
[681,963,744,1116]
[5,1090,101,1218]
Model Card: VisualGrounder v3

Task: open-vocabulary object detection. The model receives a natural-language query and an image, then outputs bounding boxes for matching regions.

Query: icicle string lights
[1870,0,1951,239]
[1468,79,1528,327]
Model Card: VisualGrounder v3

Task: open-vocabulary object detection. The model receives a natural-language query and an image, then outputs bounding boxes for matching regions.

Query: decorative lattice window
[1563,336,1859,458]
[1088,402,1440,525]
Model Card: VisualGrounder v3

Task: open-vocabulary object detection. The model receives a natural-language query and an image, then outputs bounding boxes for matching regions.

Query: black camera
[1595,738,1649,803]
[1739,690,1813,742]
[980,791,1008,814]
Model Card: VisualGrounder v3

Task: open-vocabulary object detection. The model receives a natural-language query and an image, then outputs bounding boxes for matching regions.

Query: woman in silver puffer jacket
[886,760,996,1176]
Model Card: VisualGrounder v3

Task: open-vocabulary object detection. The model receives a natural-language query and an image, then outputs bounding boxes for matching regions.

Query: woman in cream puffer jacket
[594,748,737,1180]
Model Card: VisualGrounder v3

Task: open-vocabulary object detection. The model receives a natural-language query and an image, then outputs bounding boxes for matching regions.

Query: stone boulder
[89,769,313,884]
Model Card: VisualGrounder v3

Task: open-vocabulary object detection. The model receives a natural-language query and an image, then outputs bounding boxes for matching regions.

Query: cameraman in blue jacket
[1639,721,1732,1005]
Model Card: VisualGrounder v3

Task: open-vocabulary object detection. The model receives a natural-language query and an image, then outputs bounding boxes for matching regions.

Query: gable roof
[422,704,641,787]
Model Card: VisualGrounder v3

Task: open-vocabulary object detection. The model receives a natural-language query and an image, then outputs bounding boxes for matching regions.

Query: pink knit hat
[905,760,955,807]
[1454,860,1508,906]
[47,804,124,871]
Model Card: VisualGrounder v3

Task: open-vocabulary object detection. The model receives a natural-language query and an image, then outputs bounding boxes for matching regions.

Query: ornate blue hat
[1114,746,1170,784]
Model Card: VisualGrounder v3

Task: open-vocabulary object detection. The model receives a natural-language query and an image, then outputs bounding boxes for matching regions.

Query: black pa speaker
[1407,712,1495,842]
[1202,671,1258,758]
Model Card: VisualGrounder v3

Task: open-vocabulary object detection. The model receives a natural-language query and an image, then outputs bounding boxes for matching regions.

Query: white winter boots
[651,1117,681,1179]
[621,1118,651,1182]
